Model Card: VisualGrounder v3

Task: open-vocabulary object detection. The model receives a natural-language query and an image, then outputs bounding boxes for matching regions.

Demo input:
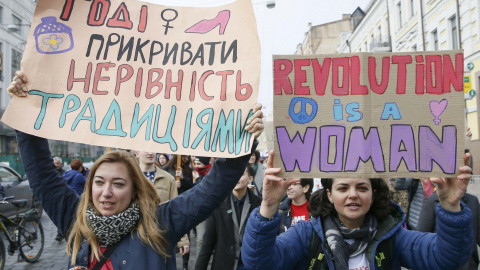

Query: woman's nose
[348,189,358,199]
[101,183,113,197]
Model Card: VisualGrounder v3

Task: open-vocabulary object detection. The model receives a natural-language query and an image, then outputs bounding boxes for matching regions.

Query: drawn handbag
[33,16,74,54]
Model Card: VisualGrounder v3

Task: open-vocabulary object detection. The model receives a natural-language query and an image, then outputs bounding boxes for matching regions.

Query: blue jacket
[242,202,473,270]
[16,131,255,269]
[63,170,86,195]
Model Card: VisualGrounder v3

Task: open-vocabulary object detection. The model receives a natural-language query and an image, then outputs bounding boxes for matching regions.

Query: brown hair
[70,159,83,171]
[67,150,169,264]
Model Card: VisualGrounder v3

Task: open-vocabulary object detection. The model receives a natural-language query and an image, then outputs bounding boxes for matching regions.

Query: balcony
[369,38,392,52]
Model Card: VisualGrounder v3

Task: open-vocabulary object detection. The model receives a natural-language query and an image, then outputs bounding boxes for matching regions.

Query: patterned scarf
[323,214,378,270]
[86,203,140,247]
[196,164,212,177]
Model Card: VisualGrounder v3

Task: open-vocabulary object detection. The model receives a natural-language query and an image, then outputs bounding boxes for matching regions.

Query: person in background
[156,153,170,169]
[241,151,473,270]
[164,154,195,269]
[191,156,213,261]
[195,165,261,270]
[135,150,190,268]
[80,166,90,178]
[164,155,194,194]
[278,178,313,234]
[386,178,409,222]
[57,158,86,242]
[9,70,265,270]
[64,159,86,196]
[248,150,265,197]
[395,178,435,230]
[192,156,212,186]
[53,156,65,177]
[417,190,480,270]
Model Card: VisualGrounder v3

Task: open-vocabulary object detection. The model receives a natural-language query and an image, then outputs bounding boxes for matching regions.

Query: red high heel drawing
[185,10,231,35]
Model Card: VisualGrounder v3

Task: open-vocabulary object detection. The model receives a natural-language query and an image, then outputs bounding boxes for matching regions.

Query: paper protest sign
[273,51,464,178]
[1,0,260,157]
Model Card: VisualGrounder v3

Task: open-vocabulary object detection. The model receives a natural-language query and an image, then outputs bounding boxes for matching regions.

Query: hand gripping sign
[2,0,260,158]
[273,51,465,178]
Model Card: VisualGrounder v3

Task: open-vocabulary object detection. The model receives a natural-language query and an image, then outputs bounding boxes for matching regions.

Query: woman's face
[91,162,136,216]
[327,178,372,229]
[248,154,256,165]
[158,155,168,166]
[194,160,205,169]
[181,155,189,165]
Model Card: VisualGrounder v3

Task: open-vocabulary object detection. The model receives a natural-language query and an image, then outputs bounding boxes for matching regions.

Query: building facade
[295,14,358,55]
[0,0,105,173]
[309,0,480,174]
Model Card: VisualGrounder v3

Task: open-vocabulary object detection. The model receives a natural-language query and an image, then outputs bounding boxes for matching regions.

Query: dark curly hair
[300,178,314,201]
[308,178,393,222]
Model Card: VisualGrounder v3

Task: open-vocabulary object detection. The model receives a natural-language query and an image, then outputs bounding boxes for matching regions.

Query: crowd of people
[7,69,479,270]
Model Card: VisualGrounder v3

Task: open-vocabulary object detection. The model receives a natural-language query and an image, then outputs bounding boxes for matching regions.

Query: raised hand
[259,150,298,218]
[7,70,28,98]
[431,153,472,212]
[245,103,264,139]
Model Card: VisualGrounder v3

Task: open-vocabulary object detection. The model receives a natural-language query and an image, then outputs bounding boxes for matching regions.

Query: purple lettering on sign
[389,124,417,172]
[276,127,316,172]
[345,127,385,172]
[319,125,345,172]
[418,125,456,173]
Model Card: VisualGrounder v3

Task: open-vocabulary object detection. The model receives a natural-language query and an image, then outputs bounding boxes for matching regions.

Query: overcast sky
[144,0,372,112]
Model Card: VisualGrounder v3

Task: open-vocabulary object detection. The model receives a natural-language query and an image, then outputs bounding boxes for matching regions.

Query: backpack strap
[306,229,328,270]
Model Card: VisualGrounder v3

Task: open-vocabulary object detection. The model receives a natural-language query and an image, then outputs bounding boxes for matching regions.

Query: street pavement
[3,211,69,269]
[2,211,200,269]
[5,179,480,269]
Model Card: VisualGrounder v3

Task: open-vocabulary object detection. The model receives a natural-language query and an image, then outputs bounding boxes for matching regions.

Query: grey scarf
[86,203,140,247]
[323,214,378,270]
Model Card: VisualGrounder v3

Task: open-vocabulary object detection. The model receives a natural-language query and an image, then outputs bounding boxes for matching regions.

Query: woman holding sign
[241,151,474,270]
[8,71,265,270]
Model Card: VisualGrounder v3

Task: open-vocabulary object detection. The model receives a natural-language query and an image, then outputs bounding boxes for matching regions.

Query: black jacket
[195,188,261,270]
[417,192,480,270]
[278,198,292,234]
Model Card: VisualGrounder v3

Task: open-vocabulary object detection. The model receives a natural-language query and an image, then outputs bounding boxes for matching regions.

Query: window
[11,49,21,80]
[432,29,438,50]
[12,14,21,35]
[397,2,403,29]
[0,42,3,81]
[0,6,3,24]
[0,167,20,183]
[378,26,382,43]
[450,16,458,49]
[410,0,415,17]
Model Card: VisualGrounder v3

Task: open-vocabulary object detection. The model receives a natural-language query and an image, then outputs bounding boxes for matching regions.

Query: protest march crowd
[3,69,477,270]
[1,0,476,268]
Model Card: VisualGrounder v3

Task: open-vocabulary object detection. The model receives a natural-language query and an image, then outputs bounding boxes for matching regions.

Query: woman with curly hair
[241,151,474,270]
[8,71,265,270]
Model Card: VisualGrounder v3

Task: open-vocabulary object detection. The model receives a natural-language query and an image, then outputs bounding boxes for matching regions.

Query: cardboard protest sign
[273,51,464,178]
[1,0,260,157]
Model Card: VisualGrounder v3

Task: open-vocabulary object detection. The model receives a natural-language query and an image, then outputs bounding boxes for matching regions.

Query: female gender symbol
[161,9,178,35]
[429,99,448,125]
